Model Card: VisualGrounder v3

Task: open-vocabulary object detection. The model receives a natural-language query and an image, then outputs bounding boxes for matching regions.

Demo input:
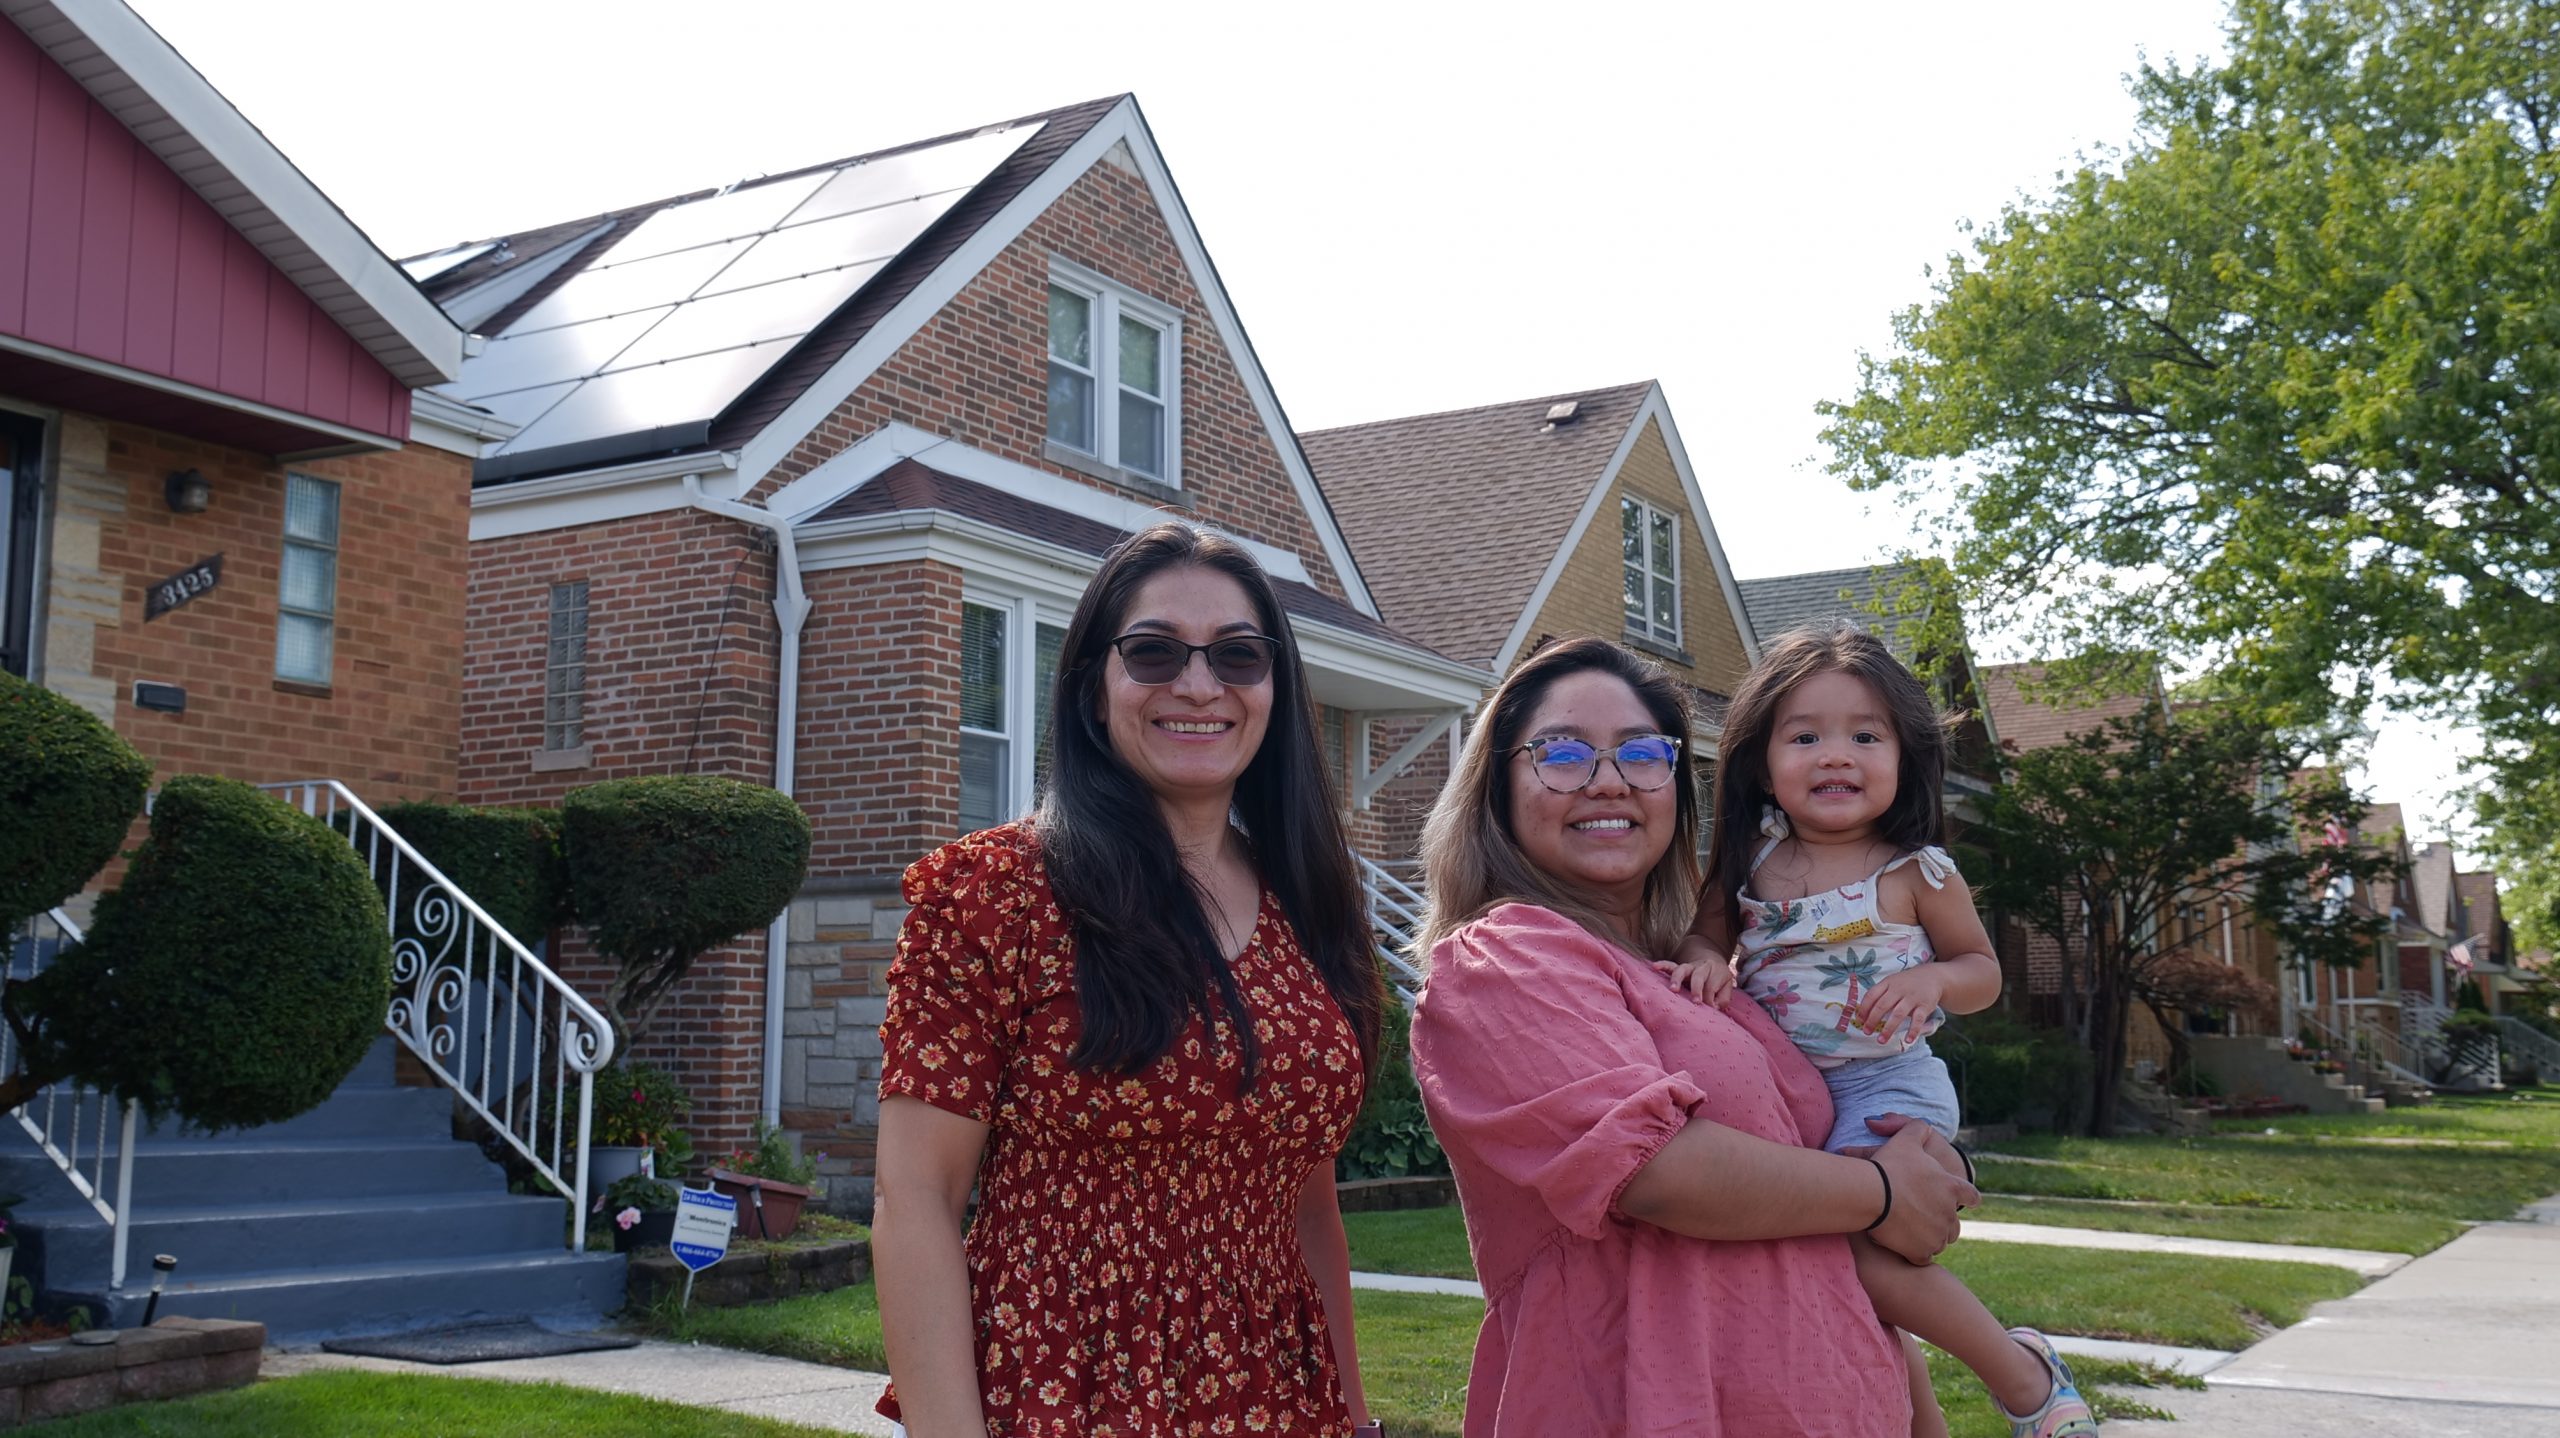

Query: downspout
[683,472,812,1127]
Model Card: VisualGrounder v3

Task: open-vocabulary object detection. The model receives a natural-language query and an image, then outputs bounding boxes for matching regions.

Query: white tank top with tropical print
[1735,819,1957,1069]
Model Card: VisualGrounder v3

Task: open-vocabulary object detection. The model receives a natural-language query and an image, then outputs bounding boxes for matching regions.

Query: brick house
[3,0,486,779]
[419,96,1487,1199]
[1301,382,1759,862]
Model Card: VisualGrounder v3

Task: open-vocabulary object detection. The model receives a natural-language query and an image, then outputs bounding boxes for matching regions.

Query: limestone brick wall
[778,890,909,1211]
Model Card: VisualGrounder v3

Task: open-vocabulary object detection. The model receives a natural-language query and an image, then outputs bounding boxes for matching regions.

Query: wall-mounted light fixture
[164,468,211,514]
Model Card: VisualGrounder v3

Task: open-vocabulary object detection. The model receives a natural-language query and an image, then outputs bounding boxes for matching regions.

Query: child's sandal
[1996,1328,2100,1437]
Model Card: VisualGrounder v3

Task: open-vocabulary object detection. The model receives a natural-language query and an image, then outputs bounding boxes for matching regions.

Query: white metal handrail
[2,907,138,1290]
[2397,990,2502,1090]
[2496,1016,2560,1077]
[1357,853,1426,1004]
[260,781,614,1250]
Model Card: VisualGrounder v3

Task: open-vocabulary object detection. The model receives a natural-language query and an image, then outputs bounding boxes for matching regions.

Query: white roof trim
[468,450,740,541]
[4,0,463,387]
[796,506,1486,710]
[1489,383,1760,673]
[731,97,1380,618]
[409,389,520,458]
[768,420,1311,585]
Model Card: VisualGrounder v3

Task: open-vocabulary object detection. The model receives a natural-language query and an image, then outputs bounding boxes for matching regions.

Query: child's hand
[1854,966,1948,1047]
[1655,935,1736,1007]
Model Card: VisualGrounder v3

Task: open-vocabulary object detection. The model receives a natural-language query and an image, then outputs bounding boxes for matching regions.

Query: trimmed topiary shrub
[0,672,152,925]
[1943,1009,2092,1133]
[7,775,391,1130]
[374,800,568,950]
[563,775,810,1043]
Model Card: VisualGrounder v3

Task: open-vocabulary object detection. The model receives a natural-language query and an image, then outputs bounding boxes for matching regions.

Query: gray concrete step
[20,1190,572,1282]
[99,1248,628,1343]
[0,1134,508,1208]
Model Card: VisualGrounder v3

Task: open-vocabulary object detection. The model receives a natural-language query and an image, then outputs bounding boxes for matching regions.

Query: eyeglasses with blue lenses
[1511,733,1683,793]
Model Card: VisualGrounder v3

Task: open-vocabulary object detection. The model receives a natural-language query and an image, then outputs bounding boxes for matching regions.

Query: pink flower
[615,1207,641,1231]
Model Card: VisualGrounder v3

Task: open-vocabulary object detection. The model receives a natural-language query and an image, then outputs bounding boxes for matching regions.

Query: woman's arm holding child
[1656,889,1739,1005]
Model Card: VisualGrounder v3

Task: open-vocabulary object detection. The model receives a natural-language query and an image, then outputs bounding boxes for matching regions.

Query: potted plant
[709,1121,822,1241]
[587,1062,690,1189]
[603,1174,679,1254]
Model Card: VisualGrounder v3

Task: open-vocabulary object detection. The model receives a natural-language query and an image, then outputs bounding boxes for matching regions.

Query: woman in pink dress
[1408,637,1978,1436]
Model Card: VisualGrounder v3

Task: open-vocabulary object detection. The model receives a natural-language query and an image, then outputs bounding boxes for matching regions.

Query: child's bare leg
[1852,1233,2051,1416]
[1899,1329,1949,1438]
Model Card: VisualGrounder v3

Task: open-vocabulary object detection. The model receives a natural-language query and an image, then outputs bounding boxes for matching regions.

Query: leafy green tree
[1969,704,2398,1134]
[1821,0,2560,932]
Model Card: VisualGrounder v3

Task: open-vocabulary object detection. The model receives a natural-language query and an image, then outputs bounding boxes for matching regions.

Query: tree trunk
[2085,972,2130,1136]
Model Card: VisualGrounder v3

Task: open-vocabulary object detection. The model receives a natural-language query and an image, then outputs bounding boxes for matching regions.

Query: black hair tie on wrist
[1862,1156,1892,1233]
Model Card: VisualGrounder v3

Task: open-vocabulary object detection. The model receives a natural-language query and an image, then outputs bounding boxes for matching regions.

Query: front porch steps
[2190,1035,2391,1116]
[5,1038,624,1341]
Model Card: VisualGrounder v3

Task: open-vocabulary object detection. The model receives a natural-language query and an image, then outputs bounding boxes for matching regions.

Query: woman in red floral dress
[873,523,1385,1438]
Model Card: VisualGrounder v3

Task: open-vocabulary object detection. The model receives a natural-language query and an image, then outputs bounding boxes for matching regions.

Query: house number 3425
[145,554,224,622]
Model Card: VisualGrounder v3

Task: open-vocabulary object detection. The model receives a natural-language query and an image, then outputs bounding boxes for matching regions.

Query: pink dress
[1410,903,1911,1437]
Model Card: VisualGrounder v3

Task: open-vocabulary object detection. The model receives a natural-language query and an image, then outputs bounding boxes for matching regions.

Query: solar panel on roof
[502,343,795,454]
[452,307,673,400]
[450,119,1046,463]
[604,171,831,269]
[701,201,953,295]
[508,238,754,334]
[607,264,884,371]
[790,126,1037,227]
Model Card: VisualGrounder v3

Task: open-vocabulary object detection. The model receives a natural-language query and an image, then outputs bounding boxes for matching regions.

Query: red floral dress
[876,823,1366,1437]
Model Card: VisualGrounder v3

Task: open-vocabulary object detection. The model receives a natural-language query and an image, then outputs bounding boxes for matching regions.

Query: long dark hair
[1035,522,1380,1088]
[1699,622,1948,944]
[1418,637,1701,961]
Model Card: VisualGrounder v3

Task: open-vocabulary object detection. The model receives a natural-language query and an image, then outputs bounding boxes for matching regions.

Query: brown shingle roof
[806,460,1445,657]
[2358,803,2407,843]
[2454,871,2501,945]
[1976,662,2158,753]
[2410,842,2457,935]
[1301,381,1655,666]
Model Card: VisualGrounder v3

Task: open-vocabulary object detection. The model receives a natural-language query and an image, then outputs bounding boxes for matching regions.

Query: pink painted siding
[0,21,409,440]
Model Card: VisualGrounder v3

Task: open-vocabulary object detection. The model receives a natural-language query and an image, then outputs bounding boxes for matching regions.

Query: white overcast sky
[127,0,2475,853]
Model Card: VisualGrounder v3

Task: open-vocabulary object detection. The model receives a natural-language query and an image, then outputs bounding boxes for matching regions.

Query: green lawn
[1973,1129,2560,1230]
[2212,1085,2560,1149]
[1964,1195,2464,1253]
[20,1371,839,1437]
[1340,1205,2359,1351]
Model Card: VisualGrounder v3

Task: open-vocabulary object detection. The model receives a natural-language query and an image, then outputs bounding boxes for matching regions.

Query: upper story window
[1045,260,1181,488]
[1621,496,1680,646]
[277,474,340,685]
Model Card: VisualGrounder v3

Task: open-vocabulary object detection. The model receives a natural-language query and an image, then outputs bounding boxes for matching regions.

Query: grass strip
[1964,1195,2461,1254]
[17,1370,841,1437]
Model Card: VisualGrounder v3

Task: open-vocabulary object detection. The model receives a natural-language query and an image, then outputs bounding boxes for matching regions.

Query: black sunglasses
[1107,632,1281,686]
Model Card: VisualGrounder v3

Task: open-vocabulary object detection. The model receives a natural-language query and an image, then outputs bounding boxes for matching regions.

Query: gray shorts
[1819,1042,1960,1154]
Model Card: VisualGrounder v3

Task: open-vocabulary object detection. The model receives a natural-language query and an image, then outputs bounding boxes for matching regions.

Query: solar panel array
[442,123,1043,460]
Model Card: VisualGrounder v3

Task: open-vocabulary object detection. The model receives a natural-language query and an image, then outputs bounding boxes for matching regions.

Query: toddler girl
[1664,623,2098,1438]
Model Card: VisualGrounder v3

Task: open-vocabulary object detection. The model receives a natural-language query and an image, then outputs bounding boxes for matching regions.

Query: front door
[1,414,42,679]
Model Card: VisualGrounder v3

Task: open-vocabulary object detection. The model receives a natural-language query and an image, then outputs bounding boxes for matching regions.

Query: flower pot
[590,1145,650,1190]
[709,1167,814,1241]
[612,1208,677,1253]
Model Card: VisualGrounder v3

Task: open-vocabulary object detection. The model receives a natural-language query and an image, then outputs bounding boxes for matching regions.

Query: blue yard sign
[670,1186,737,1276]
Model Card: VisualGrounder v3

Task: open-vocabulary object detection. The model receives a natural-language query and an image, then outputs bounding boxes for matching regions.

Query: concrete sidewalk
[2112,1192,2560,1436]
[268,1340,897,1434]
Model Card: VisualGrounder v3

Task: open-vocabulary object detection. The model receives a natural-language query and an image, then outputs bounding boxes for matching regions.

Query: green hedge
[564,775,810,1040]
[1942,1009,2091,1132]
[375,801,567,949]
[17,775,391,1131]
[0,673,151,925]
[1337,999,1448,1180]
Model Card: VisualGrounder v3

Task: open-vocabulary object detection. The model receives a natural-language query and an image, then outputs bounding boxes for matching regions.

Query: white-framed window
[545,580,589,751]
[277,474,340,684]
[1045,259,1181,486]
[959,593,1071,834]
[1621,496,1680,645]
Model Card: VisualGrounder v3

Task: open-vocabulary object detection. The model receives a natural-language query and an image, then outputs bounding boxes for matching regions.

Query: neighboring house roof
[1976,661,2158,754]
[1303,381,1649,665]
[3,0,462,387]
[1302,381,1753,674]
[2359,803,2407,844]
[2410,842,2458,937]
[1739,563,1937,661]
